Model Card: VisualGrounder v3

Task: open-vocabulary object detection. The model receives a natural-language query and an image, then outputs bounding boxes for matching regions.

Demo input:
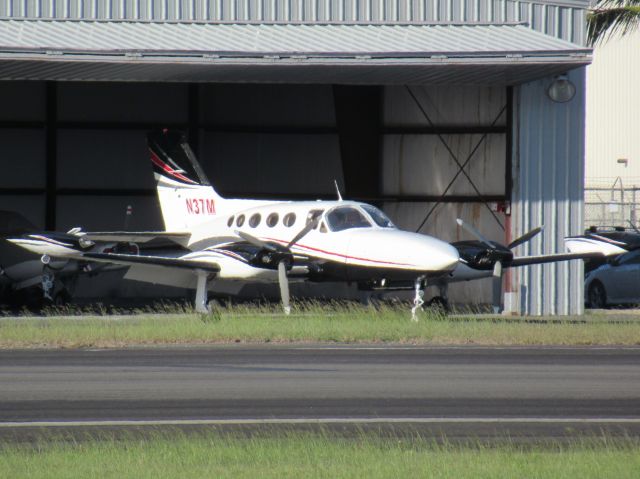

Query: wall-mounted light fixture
[546,75,576,103]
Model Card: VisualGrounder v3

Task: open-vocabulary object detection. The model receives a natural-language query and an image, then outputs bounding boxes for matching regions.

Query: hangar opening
[0,1,591,314]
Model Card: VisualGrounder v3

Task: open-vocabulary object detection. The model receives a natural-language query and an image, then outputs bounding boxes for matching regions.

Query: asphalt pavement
[1,346,639,441]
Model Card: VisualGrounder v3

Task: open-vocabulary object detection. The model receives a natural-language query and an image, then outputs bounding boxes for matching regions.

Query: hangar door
[382,86,508,304]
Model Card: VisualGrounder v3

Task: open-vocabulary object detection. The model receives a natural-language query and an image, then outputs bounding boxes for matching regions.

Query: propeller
[278,261,291,315]
[286,216,320,249]
[235,230,280,252]
[456,218,542,314]
[492,260,503,315]
[234,215,321,315]
[508,226,543,249]
[456,218,494,249]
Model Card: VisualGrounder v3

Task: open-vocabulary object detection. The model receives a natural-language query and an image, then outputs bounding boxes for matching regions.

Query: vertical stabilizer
[147,130,223,232]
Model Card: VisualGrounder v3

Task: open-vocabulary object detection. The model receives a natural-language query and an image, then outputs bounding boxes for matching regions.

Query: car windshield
[616,250,640,265]
[326,206,372,232]
[361,205,395,228]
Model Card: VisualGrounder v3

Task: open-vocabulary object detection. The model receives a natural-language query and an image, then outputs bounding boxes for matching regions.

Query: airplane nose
[429,240,460,271]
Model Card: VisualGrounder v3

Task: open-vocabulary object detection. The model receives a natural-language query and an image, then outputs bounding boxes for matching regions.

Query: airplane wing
[510,251,604,267]
[82,232,191,247]
[83,252,220,272]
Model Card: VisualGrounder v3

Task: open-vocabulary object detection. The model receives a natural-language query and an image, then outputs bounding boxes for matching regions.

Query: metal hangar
[0,0,591,314]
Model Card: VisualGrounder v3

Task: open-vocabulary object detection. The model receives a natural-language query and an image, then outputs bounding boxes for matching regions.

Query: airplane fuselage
[202,200,458,279]
[9,200,460,289]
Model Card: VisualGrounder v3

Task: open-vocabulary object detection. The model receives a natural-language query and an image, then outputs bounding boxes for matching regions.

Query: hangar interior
[0,0,591,314]
[0,81,508,303]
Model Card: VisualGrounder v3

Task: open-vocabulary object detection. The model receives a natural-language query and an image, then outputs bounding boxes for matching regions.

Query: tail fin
[147,130,223,232]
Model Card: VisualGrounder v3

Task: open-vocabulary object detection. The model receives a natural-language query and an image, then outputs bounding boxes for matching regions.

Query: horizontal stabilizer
[510,251,604,267]
[83,252,220,272]
[82,232,191,246]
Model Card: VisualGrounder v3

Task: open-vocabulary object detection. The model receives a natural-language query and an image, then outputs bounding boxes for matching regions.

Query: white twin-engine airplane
[8,130,602,317]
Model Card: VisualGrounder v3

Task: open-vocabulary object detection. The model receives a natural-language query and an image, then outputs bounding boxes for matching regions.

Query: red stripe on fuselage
[263,237,414,267]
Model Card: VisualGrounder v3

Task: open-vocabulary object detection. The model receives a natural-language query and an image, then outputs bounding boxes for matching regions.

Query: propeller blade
[456,218,494,249]
[235,230,278,252]
[286,216,320,250]
[278,260,291,315]
[492,260,503,314]
[508,226,543,250]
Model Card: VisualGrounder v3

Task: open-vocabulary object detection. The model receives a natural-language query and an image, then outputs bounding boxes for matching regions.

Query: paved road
[1,346,639,439]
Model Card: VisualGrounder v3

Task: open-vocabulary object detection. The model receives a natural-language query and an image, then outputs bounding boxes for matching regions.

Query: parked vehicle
[585,249,640,308]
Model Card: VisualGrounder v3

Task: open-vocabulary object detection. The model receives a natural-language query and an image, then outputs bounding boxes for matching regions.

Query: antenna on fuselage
[334,180,343,201]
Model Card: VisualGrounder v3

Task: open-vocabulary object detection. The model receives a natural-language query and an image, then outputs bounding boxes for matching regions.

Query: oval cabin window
[227,216,235,227]
[283,213,296,227]
[249,213,261,228]
[267,213,279,227]
[236,215,245,227]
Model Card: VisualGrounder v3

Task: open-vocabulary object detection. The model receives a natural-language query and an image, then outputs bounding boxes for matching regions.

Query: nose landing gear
[412,279,451,320]
[411,276,426,321]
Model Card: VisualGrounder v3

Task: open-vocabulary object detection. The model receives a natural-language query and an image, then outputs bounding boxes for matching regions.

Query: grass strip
[0,302,639,348]
[1,431,639,479]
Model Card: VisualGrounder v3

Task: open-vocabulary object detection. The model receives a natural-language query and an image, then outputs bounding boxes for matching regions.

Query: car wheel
[588,282,607,309]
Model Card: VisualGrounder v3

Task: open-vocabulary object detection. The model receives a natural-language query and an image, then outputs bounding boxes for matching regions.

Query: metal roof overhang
[0,19,592,85]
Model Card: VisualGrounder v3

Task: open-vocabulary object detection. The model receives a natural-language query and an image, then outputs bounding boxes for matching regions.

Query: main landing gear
[40,255,74,306]
[195,271,213,314]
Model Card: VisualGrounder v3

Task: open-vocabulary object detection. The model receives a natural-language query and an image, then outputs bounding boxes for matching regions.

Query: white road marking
[2,418,640,428]
[292,346,640,351]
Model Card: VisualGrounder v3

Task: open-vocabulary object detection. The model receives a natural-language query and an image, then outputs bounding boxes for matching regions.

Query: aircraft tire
[425,296,450,315]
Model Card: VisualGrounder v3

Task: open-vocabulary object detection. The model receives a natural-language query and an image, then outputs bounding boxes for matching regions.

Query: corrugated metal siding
[585,30,640,185]
[511,67,585,315]
[0,18,590,84]
[0,19,587,55]
[0,0,588,44]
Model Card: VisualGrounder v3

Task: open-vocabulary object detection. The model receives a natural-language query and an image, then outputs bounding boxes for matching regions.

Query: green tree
[587,0,640,45]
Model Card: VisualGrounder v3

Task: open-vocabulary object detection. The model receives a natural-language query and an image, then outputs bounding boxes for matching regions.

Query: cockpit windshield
[361,205,395,228]
[326,206,372,232]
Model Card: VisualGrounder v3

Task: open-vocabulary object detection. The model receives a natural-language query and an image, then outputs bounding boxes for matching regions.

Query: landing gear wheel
[588,282,607,309]
[207,298,225,311]
[53,289,71,307]
[425,296,450,315]
[42,288,71,309]
[361,292,384,309]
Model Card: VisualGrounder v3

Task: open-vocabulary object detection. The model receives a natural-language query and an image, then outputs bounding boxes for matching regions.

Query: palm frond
[587,4,640,45]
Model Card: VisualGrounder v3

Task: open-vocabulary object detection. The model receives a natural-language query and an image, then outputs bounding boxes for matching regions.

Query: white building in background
[585,30,640,228]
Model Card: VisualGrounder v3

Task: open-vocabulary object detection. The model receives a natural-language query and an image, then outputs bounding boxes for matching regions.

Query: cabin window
[227,216,235,227]
[267,213,279,227]
[283,213,296,227]
[306,209,324,229]
[249,213,261,228]
[236,214,245,227]
[361,205,395,228]
[326,206,372,232]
